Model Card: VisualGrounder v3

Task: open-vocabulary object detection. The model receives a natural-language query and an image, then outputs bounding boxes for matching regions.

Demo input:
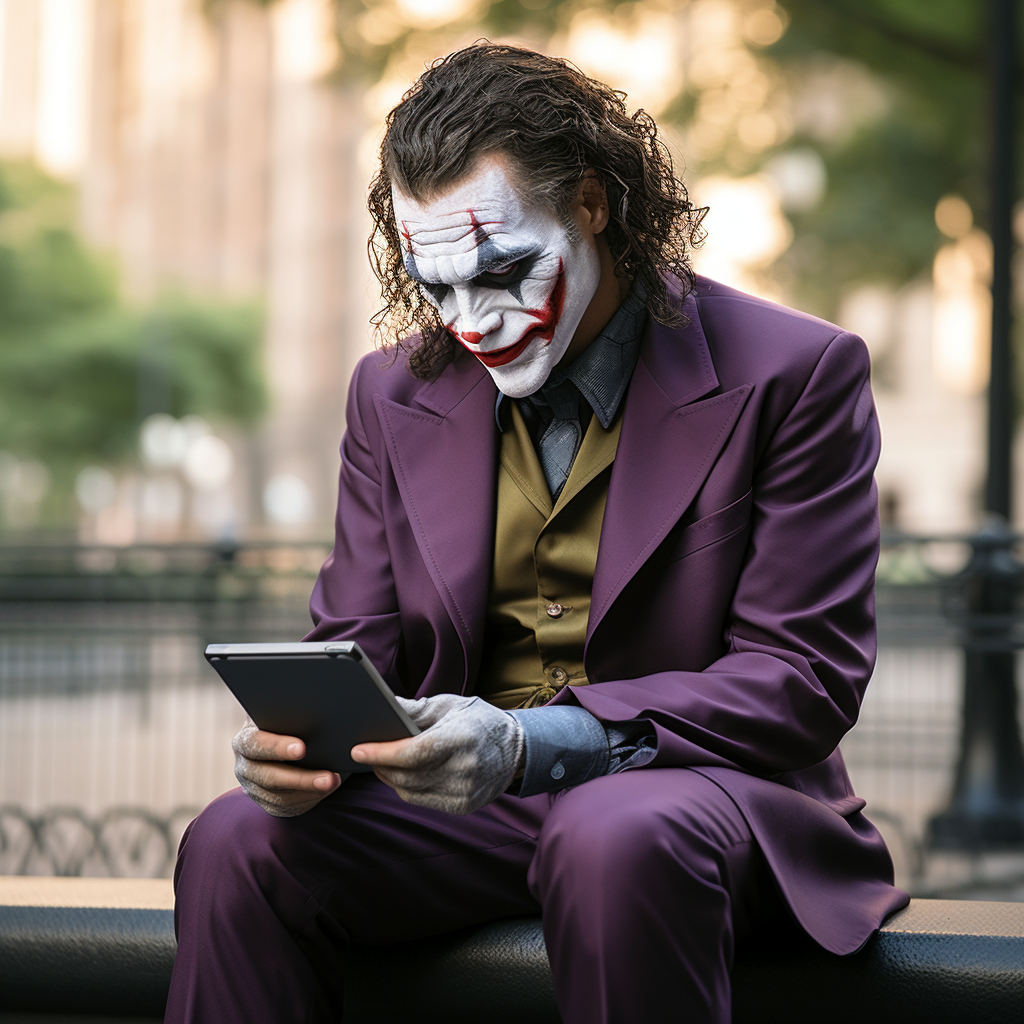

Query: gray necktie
[525,383,585,500]
[538,419,582,499]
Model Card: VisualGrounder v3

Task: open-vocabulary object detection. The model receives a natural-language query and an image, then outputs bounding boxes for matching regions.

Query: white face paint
[392,157,602,398]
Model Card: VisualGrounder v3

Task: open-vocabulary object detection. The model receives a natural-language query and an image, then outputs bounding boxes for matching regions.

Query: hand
[232,717,344,817]
[351,694,525,815]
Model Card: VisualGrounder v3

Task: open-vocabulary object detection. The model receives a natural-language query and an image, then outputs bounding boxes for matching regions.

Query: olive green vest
[475,402,622,710]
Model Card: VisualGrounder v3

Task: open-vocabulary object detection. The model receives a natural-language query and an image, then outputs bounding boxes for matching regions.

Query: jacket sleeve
[562,331,882,777]
[305,358,407,691]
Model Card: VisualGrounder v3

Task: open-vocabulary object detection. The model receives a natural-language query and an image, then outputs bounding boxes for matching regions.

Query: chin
[485,352,555,398]
[491,375,545,400]
[485,331,574,398]
[481,362,540,398]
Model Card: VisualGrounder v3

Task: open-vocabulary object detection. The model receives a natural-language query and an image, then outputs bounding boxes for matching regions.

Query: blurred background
[2,0,1024,896]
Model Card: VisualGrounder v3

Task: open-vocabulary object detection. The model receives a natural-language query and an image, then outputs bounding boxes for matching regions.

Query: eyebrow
[403,245,539,285]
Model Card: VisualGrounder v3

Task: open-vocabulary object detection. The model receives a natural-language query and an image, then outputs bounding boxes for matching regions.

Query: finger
[386,782,470,815]
[351,734,440,769]
[396,693,468,729]
[395,697,443,729]
[247,763,337,793]
[370,764,443,795]
[236,756,340,794]
[239,769,341,799]
[233,725,306,763]
[239,780,332,818]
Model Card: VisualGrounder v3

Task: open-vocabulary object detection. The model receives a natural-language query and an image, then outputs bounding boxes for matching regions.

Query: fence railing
[0,540,331,602]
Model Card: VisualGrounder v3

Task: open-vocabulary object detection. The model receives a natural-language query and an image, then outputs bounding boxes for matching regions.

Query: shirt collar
[494,279,648,431]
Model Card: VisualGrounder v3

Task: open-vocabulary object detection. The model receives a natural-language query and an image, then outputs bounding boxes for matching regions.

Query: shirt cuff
[507,706,610,796]
[606,720,658,772]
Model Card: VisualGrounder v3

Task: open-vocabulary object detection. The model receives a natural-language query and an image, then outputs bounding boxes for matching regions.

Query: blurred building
[0,0,375,538]
[840,280,984,536]
[836,214,1024,536]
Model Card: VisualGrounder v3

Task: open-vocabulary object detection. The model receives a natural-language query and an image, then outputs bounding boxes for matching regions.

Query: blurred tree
[769,0,996,314]
[328,0,577,81]
[0,161,266,528]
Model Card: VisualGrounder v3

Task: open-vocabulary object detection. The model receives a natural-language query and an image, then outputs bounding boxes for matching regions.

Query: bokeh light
[183,435,235,492]
[691,174,793,298]
[932,231,992,397]
[935,195,974,241]
[75,467,117,515]
[264,472,314,527]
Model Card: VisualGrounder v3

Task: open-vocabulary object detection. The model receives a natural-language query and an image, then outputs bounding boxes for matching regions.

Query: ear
[576,170,610,235]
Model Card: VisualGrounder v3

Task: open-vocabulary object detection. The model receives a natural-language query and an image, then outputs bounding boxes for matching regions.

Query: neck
[558,235,628,368]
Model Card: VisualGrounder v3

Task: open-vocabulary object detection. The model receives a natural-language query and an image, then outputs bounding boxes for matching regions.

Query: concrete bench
[1,877,1022,1022]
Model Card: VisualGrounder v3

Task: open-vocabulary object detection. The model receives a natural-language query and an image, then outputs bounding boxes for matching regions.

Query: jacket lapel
[588,297,752,642]
[374,356,498,688]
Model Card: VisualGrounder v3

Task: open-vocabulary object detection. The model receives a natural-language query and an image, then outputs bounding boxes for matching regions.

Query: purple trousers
[166,769,783,1024]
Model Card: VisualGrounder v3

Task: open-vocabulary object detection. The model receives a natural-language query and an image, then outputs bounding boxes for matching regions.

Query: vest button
[550,666,568,683]
[546,603,564,618]
[550,761,566,780]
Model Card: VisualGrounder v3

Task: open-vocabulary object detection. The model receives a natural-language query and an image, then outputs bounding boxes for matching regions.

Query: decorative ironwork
[0,806,198,877]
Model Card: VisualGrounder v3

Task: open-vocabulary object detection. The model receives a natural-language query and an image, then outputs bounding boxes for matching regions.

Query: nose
[451,288,502,344]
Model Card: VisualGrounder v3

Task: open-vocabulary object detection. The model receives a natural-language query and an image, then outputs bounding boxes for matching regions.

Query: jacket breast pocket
[655,488,753,567]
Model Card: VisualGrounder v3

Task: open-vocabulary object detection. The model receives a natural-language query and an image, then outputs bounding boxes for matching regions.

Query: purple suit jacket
[308,276,910,954]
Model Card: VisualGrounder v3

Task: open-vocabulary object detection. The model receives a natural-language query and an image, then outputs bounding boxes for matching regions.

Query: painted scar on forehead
[450,258,566,368]
[399,212,503,255]
[469,210,489,247]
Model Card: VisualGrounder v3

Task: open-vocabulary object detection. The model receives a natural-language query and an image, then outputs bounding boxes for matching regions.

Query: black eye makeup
[487,262,517,278]
[470,253,539,290]
[419,281,451,305]
[405,239,544,308]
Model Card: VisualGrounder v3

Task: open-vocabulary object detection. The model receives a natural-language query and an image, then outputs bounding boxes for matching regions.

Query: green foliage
[775,0,984,80]
[0,162,118,331]
[330,0,596,82]
[770,0,1005,314]
[0,303,266,468]
[138,301,268,427]
[777,84,986,312]
[0,161,266,527]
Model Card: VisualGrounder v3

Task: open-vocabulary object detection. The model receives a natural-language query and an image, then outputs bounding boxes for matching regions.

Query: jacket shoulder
[349,346,422,403]
[692,276,848,345]
[689,276,869,388]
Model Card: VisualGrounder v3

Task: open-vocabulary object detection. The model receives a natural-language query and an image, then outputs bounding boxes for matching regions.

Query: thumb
[396,693,473,729]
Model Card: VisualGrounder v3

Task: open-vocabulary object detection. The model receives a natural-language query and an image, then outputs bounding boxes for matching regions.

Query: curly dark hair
[367,43,706,380]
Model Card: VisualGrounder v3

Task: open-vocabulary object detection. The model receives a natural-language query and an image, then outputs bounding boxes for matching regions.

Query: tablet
[204,641,420,773]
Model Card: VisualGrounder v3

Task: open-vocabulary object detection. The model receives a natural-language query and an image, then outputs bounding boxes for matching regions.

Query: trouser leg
[530,768,774,1024]
[164,775,550,1024]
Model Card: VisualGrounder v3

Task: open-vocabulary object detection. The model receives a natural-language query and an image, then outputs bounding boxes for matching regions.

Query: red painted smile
[451,262,566,369]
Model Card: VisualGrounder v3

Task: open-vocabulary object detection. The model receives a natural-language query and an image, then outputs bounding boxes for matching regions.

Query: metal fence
[0,542,326,876]
[1,538,1023,896]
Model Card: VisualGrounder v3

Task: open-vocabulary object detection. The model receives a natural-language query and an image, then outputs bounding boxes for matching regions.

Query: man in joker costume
[167,45,907,1024]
